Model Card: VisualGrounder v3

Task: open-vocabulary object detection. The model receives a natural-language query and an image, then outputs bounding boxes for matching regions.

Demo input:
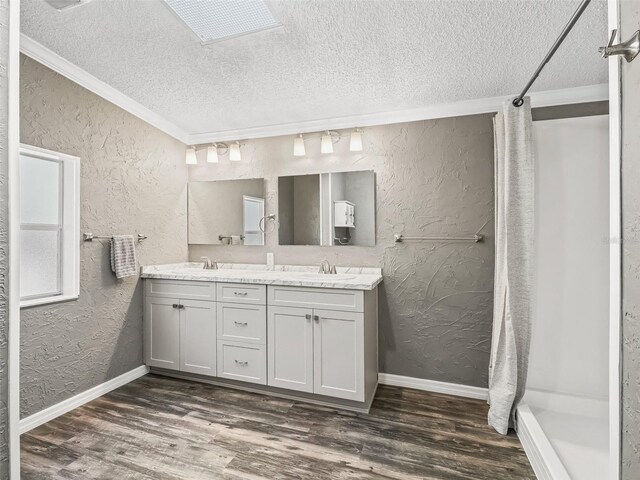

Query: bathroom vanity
[142,263,382,411]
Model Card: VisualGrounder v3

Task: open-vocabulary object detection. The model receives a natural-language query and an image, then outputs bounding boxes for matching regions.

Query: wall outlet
[266,252,274,270]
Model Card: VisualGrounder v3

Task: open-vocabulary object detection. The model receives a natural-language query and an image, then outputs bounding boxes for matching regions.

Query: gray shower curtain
[488,98,534,435]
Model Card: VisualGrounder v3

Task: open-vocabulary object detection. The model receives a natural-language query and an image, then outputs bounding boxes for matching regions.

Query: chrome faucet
[318,260,337,274]
[200,256,218,270]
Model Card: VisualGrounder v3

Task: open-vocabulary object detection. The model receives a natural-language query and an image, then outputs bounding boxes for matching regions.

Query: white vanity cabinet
[144,274,379,411]
[144,280,216,376]
[267,285,375,402]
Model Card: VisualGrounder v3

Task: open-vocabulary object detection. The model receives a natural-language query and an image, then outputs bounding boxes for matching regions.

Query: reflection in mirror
[278,170,375,246]
[188,178,265,245]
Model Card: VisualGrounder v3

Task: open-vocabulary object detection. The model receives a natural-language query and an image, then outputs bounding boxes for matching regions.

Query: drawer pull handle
[234,321,248,326]
[305,314,311,320]
[233,292,248,296]
[234,360,249,366]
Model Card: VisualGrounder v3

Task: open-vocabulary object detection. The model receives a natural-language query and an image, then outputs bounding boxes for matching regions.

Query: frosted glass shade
[20,229,60,298]
[350,130,363,152]
[321,132,333,154]
[293,135,306,156]
[185,147,198,164]
[207,145,219,163]
[20,155,60,224]
[229,142,242,161]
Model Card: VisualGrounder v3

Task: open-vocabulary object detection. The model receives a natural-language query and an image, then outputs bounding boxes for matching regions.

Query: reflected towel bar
[218,235,245,241]
[394,234,484,243]
[83,233,147,242]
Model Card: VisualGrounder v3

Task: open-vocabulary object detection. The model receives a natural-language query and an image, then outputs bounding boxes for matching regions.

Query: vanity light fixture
[293,134,306,157]
[229,141,242,162]
[321,131,334,154]
[207,144,219,163]
[185,146,198,165]
[350,129,363,152]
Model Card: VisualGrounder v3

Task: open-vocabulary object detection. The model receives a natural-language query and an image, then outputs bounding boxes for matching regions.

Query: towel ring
[258,214,278,233]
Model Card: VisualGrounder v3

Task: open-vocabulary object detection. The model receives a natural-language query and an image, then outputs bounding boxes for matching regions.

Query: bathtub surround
[19,55,189,418]
[189,115,496,389]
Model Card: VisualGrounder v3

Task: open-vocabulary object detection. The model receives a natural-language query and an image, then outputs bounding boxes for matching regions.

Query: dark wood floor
[21,374,534,479]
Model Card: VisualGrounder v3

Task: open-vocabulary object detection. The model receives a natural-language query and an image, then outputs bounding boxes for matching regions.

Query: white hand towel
[110,235,137,279]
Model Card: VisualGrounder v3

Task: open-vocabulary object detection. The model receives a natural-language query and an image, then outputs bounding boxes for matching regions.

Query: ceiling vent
[163,0,280,45]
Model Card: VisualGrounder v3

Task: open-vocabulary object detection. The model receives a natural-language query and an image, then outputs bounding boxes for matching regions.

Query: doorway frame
[7,0,21,478]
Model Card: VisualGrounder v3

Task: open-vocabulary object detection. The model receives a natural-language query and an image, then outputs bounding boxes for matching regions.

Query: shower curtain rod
[512,0,592,107]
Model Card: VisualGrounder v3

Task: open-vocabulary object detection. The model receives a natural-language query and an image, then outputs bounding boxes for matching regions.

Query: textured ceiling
[21,0,608,136]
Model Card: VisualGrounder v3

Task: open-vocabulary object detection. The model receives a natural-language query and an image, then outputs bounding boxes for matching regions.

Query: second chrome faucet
[318,260,337,274]
[201,256,218,270]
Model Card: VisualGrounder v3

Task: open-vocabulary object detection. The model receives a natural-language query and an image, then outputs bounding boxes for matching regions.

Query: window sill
[20,294,79,309]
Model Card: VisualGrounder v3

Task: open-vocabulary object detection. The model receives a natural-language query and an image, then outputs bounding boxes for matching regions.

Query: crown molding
[20,34,190,144]
[188,83,608,144]
[18,32,607,146]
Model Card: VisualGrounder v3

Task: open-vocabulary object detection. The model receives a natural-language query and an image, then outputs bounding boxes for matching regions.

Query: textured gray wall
[19,56,189,418]
[0,0,10,475]
[189,115,495,387]
[621,2,640,478]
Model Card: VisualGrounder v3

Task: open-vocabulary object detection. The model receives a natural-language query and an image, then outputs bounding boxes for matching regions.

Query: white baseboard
[378,373,488,400]
[516,404,571,480]
[19,365,149,435]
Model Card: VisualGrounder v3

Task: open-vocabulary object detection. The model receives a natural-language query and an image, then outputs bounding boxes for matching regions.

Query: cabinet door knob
[313,315,320,322]
[172,304,178,309]
[305,314,312,320]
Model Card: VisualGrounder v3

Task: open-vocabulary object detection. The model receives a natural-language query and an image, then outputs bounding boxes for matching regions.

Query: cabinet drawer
[217,341,266,385]
[268,285,363,313]
[145,279,215,301]
[217,303,266,344]
[217,283,266,305]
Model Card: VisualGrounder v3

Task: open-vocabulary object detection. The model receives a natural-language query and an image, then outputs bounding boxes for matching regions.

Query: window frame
[19,144,80,308]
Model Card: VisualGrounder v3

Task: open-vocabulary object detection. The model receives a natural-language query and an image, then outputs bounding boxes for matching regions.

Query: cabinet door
[179,299,217,376]
[145,296,180,370]
[313,309,364,401]
[268,306,314,393]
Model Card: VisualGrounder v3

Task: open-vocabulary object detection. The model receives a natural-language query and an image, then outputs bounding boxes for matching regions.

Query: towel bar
[394,234,483,243]
[83,233,147,242]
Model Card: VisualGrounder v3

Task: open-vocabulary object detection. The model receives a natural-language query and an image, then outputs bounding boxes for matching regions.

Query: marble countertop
[141,263,383,291]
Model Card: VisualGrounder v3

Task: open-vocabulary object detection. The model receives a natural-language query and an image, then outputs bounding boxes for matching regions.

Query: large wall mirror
[188,178,265,245]
[278,170,375,246]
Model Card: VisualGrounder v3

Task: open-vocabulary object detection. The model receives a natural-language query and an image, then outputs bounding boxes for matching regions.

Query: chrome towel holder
[83,233,147,242]
[394,234,484,243]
